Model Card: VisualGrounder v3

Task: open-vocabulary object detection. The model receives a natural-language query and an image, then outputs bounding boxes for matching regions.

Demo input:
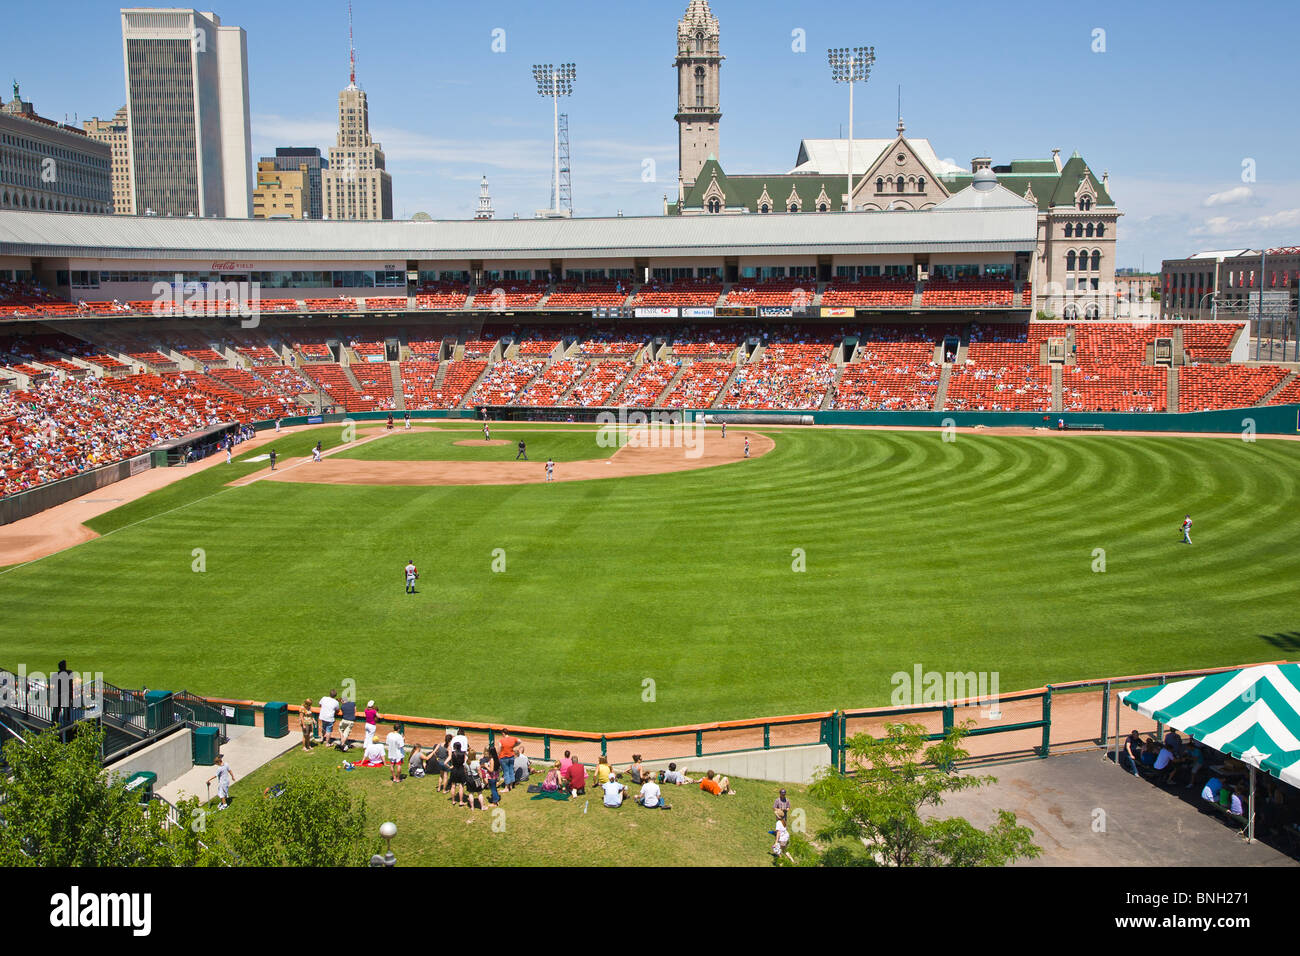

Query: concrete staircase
[390,361,406,411]
[1051,365,1063,412]
[821,365,844,411]
[654,363,690,406]
[1260,371,1296,405]
[1167,366,1180,412]
[934,365,952,412]
[604,362,639,405]
[710,362,744,408]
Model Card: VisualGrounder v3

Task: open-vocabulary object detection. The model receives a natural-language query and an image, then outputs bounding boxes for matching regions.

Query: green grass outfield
[2,426,1298,730]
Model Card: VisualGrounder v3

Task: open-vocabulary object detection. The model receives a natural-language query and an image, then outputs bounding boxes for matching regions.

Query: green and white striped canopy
[1119,664,1300,789]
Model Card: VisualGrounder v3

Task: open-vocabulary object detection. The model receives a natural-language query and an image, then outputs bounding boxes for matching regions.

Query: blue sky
[6,0,1300,268]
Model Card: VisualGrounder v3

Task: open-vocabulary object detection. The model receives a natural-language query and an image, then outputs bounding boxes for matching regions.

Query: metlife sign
[681,307,715,318]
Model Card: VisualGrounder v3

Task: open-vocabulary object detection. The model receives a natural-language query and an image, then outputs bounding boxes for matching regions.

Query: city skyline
[2,0,1299,266]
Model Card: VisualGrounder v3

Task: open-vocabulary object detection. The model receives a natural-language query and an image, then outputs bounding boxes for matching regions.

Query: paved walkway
[156,723,300,805]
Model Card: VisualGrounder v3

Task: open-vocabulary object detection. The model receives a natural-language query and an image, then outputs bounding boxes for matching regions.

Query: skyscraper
[120,8,252,218]
[82,105,134,215]
[320,14,393,221]
[674,0,722,202]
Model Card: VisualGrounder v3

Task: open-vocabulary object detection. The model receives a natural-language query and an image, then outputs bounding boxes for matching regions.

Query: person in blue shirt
[1201,776,1223,803]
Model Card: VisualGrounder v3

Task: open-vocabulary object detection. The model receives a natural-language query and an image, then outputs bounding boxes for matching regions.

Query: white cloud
[1203,185,1254,207]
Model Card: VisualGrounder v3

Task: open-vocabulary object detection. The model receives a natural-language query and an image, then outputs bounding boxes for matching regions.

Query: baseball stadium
[2,1,1300,879]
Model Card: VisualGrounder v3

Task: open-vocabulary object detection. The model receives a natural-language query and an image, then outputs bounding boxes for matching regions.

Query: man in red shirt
[565,757,588,798]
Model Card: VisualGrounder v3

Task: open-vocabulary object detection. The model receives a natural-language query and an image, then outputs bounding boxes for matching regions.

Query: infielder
[546,458,554,482]
[404,411,411,430]
[404,560,419,594]
[744,436,750,459]
[721,421,727,439]
[1181,514,1192,545]
[312,441,322,463]
[483,422,491,441]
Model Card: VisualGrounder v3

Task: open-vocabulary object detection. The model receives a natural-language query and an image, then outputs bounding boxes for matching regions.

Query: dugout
[149,423,240,467]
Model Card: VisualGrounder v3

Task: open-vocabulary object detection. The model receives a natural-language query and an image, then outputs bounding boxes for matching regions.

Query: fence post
[1040,686,1053,757]
[1155,675,1167,740]
[695,731,702,757]
[1099,680,1111,745]
[942,705,954,738]
[600,735,607,760]
[543,734,551,761]
[763,723,770,750]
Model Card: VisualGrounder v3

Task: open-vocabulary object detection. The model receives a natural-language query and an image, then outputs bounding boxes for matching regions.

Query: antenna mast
[349,2,356,85]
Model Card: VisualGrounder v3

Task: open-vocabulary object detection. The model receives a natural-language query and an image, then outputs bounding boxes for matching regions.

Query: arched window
[694,67,706,108]
[1075,221,1084,235]
[707,198,721,213]
[1079,197,1092,211]
[1066,251,1077,270]
[1064,223,1073,238]
[1084,303,1099,319]
[917,177,925,192]
[896,177,905,193]
[818,203,828,212]
[1096,223,1105,238]
[1091,250,1101,271]
[788,202,799,213]
[695,31,705,53]
[760,203,769,214]
[1085,223,1095,237]
[1063,303,1079,320]
[876,177,884,192]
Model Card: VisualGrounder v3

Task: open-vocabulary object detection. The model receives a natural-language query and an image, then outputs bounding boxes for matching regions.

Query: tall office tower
[320,13,393,220]
[120,8,253,217]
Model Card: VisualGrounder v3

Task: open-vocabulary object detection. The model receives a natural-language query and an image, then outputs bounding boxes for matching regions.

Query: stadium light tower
[533,63,576,216]
[827,46,874,211]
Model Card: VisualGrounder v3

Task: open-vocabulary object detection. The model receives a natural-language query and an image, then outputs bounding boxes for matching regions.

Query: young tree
[792,721,1040,867]
[0,725,214,866]
[223,769,370,866]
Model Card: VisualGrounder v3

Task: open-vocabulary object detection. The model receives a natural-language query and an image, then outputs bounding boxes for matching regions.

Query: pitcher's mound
[454,439,510,447]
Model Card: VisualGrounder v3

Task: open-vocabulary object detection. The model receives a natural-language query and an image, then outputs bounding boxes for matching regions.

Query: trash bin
[192,726,219,765]
[123,771,157,804]
[144,690,173,731]
[263,701,289,738]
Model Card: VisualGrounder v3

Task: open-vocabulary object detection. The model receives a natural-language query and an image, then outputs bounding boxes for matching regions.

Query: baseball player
[545,458,554,482]
[516,439,527,461]
[269,448,277,471]
[312,441,322,463]
[404,560,419,594]
[386,412,394,431]
[483,422,491,441]
[1181,514,1193,545]
[404,411,411,430]
[225,441,232,464]
[721,421,727,439]
[744,436,750,459]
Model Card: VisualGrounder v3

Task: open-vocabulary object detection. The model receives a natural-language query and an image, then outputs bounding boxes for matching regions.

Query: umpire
[516,439,528,461]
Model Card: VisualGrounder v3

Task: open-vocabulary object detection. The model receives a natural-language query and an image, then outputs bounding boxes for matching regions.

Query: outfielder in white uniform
[1181,515,1192,545]
[404,561,419,594]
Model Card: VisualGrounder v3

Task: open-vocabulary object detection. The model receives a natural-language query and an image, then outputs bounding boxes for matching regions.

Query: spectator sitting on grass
[625,754,645,784]
[596,755,615,786]
[602,776,628,808]
[565,756,588,798]
[558,750,574,777]
[408,745,428,777]
[662,762,692,785]
[636,776,665,809]
[513,744,531,784]
[700,770,735,796]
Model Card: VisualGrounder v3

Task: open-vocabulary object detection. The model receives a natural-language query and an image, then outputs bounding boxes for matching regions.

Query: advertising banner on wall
[681,307,716,318]
[758,306,793,317]
[716,306,755,317]
[635,307,678,318]
[820,306,856,318]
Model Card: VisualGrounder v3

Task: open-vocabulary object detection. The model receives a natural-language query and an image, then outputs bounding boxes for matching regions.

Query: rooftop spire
[348,2,356,86]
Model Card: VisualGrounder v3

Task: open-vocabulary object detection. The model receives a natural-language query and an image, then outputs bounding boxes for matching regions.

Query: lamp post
[533,63,576,216]
[827,46,874,212]
[369,821,397,867]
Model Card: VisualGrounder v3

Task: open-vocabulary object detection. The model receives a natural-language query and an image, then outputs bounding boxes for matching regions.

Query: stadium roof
[789,138,966,178]
[0,206,1037,261]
